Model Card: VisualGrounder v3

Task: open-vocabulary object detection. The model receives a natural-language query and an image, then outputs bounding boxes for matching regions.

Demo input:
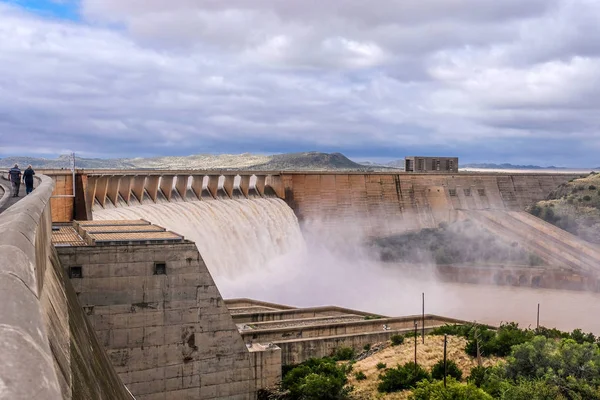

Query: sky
[0,0,599,166]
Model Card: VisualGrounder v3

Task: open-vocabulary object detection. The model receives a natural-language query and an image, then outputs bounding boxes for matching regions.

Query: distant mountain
[461,163,567,170]
[0,152,396,171]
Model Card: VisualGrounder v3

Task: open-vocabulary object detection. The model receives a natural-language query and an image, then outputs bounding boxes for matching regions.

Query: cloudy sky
[0,0,599,166]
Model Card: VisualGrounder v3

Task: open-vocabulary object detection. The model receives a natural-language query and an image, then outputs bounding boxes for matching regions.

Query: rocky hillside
[0,152,398,171]
[528,172,600,244]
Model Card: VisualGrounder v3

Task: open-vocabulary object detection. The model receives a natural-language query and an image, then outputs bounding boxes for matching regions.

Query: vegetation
[391,334,405,346]
[409,378,492,399]
[431,359,463,381]
[378,362,431,393]
[530,172,600,244]
[332,346,355,361]
[376,362,387,370]
[276,323,600,399]
[371,219,545,266]
[279,357,352,399]
[354,371,367,381]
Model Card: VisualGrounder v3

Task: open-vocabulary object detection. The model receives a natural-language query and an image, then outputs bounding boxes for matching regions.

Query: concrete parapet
[0,175,62,398]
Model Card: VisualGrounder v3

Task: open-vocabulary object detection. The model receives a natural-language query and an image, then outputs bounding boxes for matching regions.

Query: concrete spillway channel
[462,210,600,276]
[229,302,476,365]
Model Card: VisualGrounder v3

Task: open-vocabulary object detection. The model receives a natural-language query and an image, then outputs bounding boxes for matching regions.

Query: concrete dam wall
[280,172,580,235]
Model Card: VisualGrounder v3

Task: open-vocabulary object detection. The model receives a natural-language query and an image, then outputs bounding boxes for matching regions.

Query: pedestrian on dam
[8,164,21,197]
[23,165,35,195]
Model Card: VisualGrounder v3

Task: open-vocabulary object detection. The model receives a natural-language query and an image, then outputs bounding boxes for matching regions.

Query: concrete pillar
[160,175,175,201]
[266,175,285,199]
[146,176,160,202]
[131,176,146,202]
[118,175,132,204]
[255,175,266,197]
[94,176,108,208]
[223,175,234,198]
[106,176,121,206]
[85,175,97,217]
[207,175,219,199]
[191,175,204,199]
[239,175,250,198]
[175,175,189,200]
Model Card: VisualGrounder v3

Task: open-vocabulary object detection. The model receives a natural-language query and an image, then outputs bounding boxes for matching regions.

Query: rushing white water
[93,198,305,282]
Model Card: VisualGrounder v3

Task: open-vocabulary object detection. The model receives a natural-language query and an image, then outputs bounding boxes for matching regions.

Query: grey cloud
[1,1,600,166]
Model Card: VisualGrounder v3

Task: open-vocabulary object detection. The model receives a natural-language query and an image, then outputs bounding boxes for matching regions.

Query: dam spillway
[93,197,305,280]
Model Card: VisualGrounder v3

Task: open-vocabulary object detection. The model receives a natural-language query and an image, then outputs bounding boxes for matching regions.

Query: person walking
[23,165,35,195]
[8,164,22,197]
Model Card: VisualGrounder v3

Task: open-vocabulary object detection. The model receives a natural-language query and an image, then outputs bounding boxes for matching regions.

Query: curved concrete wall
[0,175,133,399]
[0,175,63,398]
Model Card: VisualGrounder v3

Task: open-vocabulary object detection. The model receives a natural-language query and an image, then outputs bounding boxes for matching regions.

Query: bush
[409,378,493,400]
[589,185,597,190]
[583,195,592,201]
[431,359,463,381]
[391,335,405,346]
[363,344,371,351]
[465,323,533,357]
[467,366,490,388]
[376,362,387,370]
[281,357,350,400]
[354,371,367,381]
[378,362,430,393]
[430,324,472,337]
[332,347,355,361]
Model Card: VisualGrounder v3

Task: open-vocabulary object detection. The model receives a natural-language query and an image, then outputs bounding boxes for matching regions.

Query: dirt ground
[347,335,500,399]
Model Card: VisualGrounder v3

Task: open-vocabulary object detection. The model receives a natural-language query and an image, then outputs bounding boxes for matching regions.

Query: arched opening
[531,276,542,288]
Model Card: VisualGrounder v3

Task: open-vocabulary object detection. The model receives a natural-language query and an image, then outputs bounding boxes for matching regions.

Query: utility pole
[475,326,482,367]
[414,322,418,371]
[537,303,540,330]
[422,292,425,344]
[443,334,448,388]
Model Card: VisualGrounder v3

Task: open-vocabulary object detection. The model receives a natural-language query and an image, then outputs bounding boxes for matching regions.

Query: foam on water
[93,198,305,283]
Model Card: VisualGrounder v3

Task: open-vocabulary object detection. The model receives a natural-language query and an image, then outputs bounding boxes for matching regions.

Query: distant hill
[462,163,567,170]
[247,152,373,171]
[0,152,396,171]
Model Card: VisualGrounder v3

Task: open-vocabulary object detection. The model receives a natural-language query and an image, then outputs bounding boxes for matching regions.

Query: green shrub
[583,195,592,201]
[332,347,355,361]
[467,366,490,388]
[391,335,405,346]
[589,185,597,190]
[378,362,430,393]
[376,362,387,370]
[465,323,533,357]
[409,378,493,400]
[364,315,382,320]
[354,371,367,381]
[281,357,350,400]
[363,344,371,352]
[430,324,472,337]
[431,359,463,381]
